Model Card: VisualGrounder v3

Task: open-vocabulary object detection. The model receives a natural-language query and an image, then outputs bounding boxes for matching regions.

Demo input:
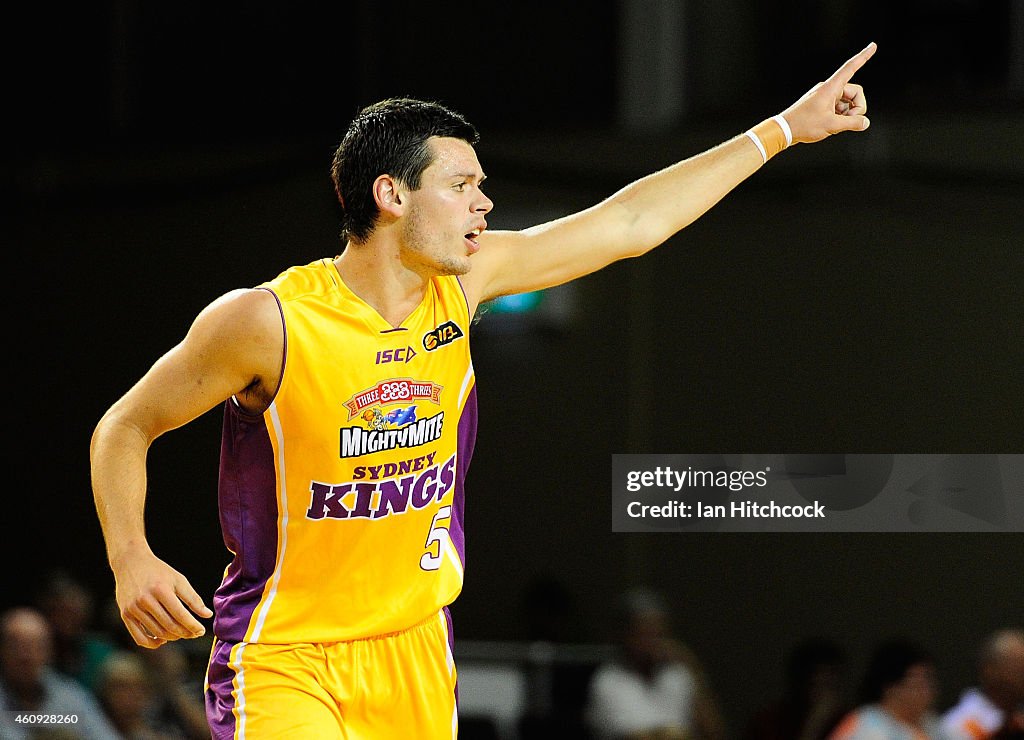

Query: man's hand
[782,42,876,144]
[112,545,213,649]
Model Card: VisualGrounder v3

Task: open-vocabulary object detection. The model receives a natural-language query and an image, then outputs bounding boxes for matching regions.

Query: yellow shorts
[205,609,457,739]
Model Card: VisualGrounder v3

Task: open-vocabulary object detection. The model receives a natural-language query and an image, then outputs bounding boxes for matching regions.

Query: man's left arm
[461,42,875,307]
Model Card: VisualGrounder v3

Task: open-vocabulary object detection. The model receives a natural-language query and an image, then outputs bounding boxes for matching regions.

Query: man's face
[100,665,151,723]
[623,609,670,671]
[398,136,493,277]
[0,612,52,690]
[986,636,1024,706]
[886,662,938,721]
[1006,645,1024,703]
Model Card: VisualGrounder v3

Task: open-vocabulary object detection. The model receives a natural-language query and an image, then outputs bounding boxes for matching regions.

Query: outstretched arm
[90,288,282,648]
[460,42,875,307]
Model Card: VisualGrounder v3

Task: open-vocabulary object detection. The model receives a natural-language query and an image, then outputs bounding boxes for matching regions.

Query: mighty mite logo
[305,378,450,521]
[338,378,445,458]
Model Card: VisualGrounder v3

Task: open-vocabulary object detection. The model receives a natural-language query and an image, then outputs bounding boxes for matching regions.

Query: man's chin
[437,257,473,277]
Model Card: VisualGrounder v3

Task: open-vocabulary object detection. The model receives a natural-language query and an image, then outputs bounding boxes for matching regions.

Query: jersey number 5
[420,505,453,571]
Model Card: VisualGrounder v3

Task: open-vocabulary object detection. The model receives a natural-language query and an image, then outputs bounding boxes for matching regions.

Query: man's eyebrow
[449,171,487,184]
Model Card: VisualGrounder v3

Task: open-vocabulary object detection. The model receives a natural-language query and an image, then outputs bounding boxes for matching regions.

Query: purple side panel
[449,384,477,568]
[213,401,281,642]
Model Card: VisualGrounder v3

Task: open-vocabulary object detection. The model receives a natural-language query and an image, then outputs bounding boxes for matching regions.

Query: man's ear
[373,174,405,218]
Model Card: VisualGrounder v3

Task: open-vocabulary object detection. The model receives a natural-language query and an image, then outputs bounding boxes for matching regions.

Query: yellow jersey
[212,258,475,644]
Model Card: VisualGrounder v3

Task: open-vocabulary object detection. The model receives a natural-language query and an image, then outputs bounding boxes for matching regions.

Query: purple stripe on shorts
[205,639,238,740]
[213,401,281,642]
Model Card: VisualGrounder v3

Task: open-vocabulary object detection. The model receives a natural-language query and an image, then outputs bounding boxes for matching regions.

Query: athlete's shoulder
[186,288,282,370]
[261,258,338,302]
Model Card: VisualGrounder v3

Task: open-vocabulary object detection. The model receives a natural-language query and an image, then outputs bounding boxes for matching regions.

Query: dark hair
[857,638,932,702]
[330,98,479,244]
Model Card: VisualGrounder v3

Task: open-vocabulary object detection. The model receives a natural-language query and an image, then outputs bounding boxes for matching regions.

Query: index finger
[154,585,209,637]
[828,42,877,86]
[176,579,214,619]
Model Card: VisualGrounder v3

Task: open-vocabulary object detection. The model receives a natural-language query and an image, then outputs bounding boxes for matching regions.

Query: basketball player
[91,43,877,738]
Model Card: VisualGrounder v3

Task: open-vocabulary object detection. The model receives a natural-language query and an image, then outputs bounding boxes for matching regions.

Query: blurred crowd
[507,585,1022,740]
[0,571,209,740]
[1,575,1021,740]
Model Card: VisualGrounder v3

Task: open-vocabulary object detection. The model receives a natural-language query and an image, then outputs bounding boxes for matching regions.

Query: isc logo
[422,321,465,351]
[375,346,417,365]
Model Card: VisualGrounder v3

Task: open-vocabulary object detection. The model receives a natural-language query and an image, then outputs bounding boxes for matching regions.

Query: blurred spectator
[95,651,185,739]
[585,588,725,740]
[137,642,209,739]
[942,628,1024,740]
[36,570,116,692]
[829,638,952,740]
[744,637,850,740]
[0,606,119,739]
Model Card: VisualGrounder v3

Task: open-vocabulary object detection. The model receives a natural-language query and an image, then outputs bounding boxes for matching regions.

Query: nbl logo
[422,321,464,351]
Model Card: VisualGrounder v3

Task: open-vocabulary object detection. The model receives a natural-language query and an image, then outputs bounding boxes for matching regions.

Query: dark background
[6,0,1023,734]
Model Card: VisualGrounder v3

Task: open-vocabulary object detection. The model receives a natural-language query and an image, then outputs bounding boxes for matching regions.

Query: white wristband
[772,114,793,146]
[745,129,768,164]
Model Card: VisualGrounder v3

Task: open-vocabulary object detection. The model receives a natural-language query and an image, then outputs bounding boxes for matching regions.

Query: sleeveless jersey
[212,258,476,644]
